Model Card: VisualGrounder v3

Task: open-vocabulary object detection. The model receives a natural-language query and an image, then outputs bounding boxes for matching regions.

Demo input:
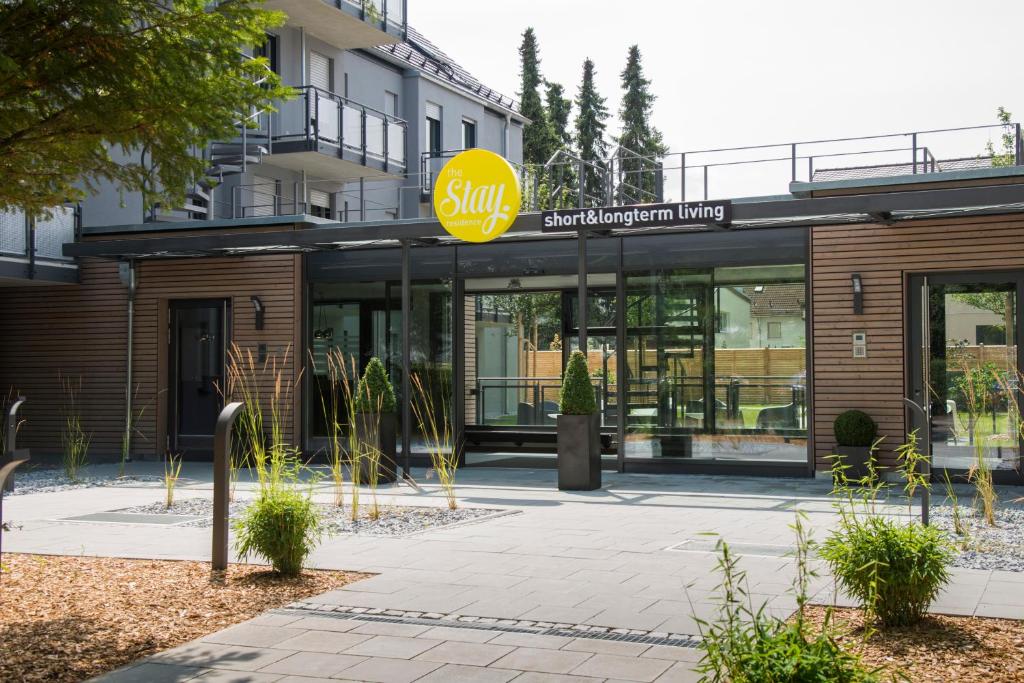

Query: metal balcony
[258,85,406,180]
[0,206,80,284]
[264,0,406,50]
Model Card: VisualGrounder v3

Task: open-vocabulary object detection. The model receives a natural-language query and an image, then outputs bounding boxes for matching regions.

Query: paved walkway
[5,464,1024,682]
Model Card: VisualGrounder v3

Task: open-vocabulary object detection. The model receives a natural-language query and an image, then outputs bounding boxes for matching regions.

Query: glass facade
[305,226,809,471]
[309,277,452,454]
[621,264,807,463]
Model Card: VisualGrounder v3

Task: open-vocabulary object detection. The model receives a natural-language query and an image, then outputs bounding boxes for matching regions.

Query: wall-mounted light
[851,273,863,315]
[250,295,265,330]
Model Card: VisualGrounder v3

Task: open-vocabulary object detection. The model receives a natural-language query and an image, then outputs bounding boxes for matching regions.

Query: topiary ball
[559,350,597,415]
[834,409,877,447]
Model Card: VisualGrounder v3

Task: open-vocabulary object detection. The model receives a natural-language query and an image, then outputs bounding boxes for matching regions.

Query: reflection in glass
[309,280,452,454]
[930,283,1019,471]
[622,265,807,463]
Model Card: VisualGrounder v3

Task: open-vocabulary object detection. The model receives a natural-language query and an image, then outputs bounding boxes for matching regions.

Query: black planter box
[834,445,874,482]
[355,412,398,484]
[557,413,601,491]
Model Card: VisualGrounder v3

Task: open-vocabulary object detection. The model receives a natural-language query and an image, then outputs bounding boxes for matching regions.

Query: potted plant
[354,357,398,484]
[832,409,878,482]
[557,350,600,491]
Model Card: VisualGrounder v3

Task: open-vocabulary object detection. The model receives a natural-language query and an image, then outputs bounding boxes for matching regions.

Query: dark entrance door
[170,299,229,457]
[908,271,1024,484]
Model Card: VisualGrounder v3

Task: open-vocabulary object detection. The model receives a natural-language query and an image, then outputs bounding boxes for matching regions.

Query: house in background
[715,284,805,349]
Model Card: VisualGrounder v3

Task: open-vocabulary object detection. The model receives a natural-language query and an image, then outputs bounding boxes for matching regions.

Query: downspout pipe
[123,259,137,462]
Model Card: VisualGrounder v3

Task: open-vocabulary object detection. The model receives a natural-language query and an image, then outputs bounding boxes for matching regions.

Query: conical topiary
[354,357,397,414]
[559,350,597,415]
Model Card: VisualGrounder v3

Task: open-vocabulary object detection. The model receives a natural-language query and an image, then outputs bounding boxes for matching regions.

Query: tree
[985,106,1017,168]
[517,27,557,166]
[574,58,609,205]
[616,45,667,203]
[0,0,289,217]
[544,81,576,206]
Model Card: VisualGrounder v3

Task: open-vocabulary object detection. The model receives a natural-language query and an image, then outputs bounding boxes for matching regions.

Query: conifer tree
[517,27,557,166]
[545,81,576,206]
[617,45,667,203]
[574,58,610,205]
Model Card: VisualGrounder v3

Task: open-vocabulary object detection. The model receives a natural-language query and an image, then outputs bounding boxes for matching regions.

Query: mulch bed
[0,553,370,683]
[802,605,1024,682]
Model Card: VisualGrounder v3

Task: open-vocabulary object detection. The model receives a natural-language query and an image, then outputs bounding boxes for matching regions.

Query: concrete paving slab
[490,647,592,675]
[571,653,673,682]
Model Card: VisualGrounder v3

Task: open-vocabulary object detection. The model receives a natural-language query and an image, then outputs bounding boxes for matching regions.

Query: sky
[410,0,1024,198]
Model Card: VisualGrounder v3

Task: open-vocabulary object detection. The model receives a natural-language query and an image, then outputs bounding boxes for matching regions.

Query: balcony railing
[264,85,406,173]
[0,206,79,262]
[338,0,406,37]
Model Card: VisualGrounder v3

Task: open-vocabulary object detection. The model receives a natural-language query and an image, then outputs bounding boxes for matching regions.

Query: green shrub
[559,350,596,415]
[819,516,953,627]
[697,517,880,683]
[233,486,323,576]
[354,357,397,414]
[834,410,878,447]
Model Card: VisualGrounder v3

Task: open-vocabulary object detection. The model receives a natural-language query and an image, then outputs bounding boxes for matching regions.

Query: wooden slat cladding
[810,212,1024,472]
[134,255,302,457]
[0,258,127,454]
[0,253,301,458]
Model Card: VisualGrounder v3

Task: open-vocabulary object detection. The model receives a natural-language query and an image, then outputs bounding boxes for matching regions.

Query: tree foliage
[574,58,609,205]
[0,0,289,217]
[951,290,1013,319]
[985,106,1016,168]
[544,80,576,206]
[518,27,558,165]
[616,45,666,203]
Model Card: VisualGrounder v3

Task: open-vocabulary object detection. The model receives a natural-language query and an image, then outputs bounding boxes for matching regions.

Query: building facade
[1,12,1023,484]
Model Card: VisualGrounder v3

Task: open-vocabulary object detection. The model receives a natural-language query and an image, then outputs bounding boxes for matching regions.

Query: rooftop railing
[666,122,1024,201]
[423,123,1024,209]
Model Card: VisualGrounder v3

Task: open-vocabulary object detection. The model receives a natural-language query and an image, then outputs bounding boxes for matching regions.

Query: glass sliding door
[622,269,710,458]
[619,264,808,464]
[910,273,1022,477]
[707,265,807,462]
[470,287,562,427]
[309,279,453,455]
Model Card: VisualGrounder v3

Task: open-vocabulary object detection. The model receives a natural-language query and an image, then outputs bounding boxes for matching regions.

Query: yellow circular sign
[433,149,521,243]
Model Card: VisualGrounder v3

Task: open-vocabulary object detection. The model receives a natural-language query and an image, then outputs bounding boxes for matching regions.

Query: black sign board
[541,200,732,232]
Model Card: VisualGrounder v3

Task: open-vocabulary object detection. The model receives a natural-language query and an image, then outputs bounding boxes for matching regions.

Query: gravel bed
[932,503,1024,572]
[119,497,505,535]
[2,467,161,496]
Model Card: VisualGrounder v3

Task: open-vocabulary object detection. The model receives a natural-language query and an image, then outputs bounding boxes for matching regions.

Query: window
[385,91,398,118]
[976,324,1007,345]
[309,189,330,219]
[425,102,442,155]
[716,311,730,333]
[309,51,332,91]
[767,321,782,339]
[254,34,278,75]
[462,118,477,149]
[250,175,277,217]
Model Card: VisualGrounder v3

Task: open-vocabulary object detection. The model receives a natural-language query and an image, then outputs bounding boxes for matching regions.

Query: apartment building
[80,1,524,228]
